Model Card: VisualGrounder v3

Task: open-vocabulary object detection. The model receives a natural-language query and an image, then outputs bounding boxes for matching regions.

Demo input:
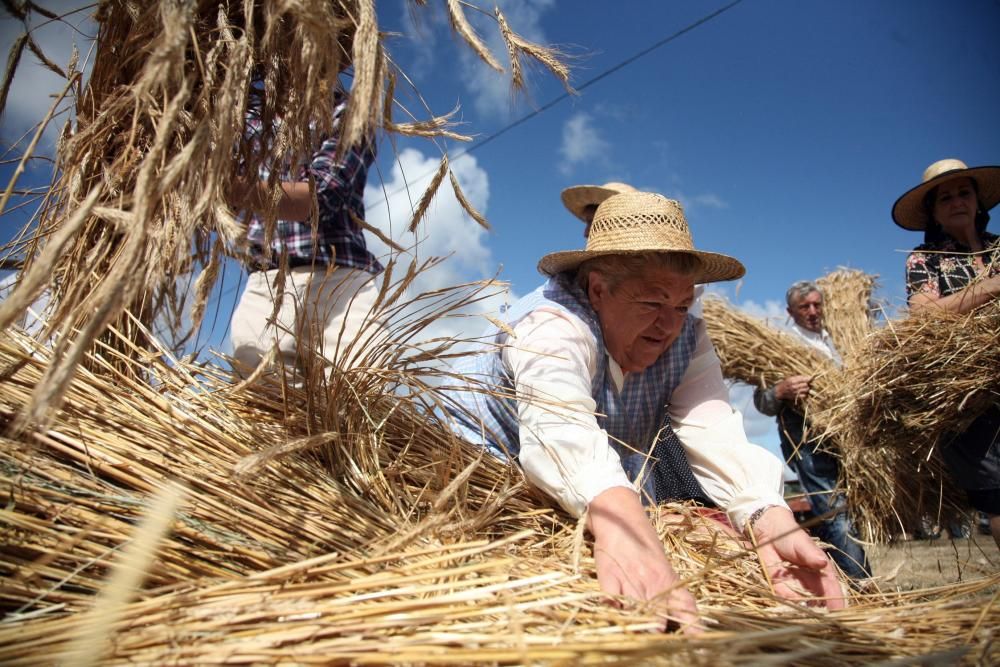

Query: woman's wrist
[744,503,780,537]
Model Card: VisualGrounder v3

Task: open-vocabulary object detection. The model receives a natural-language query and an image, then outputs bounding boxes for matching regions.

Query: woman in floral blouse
[893,158,1000,546]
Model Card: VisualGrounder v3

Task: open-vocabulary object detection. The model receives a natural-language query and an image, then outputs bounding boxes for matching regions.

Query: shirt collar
[607,353,626,392]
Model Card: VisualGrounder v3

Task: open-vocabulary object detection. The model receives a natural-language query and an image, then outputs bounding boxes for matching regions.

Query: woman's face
[587,265,695,373]
[932,177,978,237]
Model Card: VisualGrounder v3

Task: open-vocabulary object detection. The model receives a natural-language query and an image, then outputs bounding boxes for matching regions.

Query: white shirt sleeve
[670,317,789,531]
[503,309,634,517]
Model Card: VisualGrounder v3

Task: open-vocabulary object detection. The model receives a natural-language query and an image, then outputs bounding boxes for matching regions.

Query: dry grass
[1,319,999,664]
[815,268,878,364]
[0,0,573,429]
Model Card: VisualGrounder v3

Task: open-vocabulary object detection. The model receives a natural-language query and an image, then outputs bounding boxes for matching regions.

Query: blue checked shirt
[243,91,383,274]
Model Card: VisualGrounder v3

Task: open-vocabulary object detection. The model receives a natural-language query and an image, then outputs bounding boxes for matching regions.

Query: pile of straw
[2,3,999,663]
[813,298,1000,539]
[2,323,998,664]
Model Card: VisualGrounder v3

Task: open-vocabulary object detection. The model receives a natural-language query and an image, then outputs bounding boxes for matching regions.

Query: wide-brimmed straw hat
[892,158,1000,231]
[538,191,745,283]
[561,182,638,222]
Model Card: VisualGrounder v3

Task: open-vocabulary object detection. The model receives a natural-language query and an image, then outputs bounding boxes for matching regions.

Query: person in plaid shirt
[228,86,384,377]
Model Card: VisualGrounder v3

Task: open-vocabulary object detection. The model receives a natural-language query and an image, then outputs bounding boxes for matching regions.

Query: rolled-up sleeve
[753,385,780,417]
[670,318,788,531]
[504,309,634,517]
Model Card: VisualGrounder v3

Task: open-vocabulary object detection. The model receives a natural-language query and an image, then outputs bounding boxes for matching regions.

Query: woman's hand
[750,506,846,609]
[588,487,702,633]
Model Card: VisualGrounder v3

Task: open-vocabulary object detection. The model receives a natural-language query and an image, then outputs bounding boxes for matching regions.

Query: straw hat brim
[561,185,626,222]
[537,248,746,284]
[892,165,1000,231]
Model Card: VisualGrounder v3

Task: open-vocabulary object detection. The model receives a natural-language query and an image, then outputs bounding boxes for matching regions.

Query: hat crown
[599,181,637,194]
[923,158,969,183]
[585,192,695,254]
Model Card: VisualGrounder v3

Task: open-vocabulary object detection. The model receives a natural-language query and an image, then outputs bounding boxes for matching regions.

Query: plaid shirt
[244,92,383,274]
[905,231,999,299]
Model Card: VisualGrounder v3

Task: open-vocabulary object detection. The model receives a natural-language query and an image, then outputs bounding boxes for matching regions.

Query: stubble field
[869,533,998,591]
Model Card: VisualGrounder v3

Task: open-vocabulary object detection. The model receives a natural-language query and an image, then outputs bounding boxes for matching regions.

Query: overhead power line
[453,0,745,160]
[371,0,745,207]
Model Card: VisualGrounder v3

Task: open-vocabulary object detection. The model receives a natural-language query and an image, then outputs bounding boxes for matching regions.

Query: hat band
[585,226,695,254]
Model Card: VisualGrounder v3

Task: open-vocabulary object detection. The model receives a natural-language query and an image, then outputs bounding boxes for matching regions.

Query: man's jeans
[788,443,871,580]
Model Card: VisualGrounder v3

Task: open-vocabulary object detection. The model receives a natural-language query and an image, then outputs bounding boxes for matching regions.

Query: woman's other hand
[750,506,846,610]
[588,487,702,633]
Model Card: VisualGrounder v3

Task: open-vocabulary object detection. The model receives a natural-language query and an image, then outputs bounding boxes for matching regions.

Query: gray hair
[785,280,823,308]
[576,252,700,292]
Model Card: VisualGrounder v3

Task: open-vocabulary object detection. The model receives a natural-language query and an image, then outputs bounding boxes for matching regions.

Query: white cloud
[738,298,789,328]
[0,7,95,152]
[690,193,727,209]
[668,190,729,212]
[364,147,512,346]
[558,112,610,175]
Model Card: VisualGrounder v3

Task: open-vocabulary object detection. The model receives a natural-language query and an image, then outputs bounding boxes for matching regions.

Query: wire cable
[370,0,745,204]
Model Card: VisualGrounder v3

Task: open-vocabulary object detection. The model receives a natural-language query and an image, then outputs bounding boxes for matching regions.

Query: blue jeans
[788,443,871,580]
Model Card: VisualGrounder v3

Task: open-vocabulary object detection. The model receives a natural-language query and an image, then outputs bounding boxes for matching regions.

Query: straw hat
[891,158,1000,231]
[561,182,638,222]
[538,191,745,283]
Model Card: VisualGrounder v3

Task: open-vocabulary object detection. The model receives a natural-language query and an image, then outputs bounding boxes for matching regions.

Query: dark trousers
[780,411,871,580]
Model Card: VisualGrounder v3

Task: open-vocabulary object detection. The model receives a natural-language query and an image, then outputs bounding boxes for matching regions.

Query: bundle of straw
[812,299,1000,538]
[815,268,878,364]
[700,295,840,434]
[704,275,998,541]
[0,0,571,428]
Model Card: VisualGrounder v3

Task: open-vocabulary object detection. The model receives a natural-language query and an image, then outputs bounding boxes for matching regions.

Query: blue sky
[3,0,1000,460]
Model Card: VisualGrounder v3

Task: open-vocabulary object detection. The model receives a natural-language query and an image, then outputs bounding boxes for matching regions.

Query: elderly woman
[892,158,1000,546]
[447,191,844,631]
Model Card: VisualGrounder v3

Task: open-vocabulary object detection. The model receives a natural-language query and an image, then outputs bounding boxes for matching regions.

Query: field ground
[868,533,999,591]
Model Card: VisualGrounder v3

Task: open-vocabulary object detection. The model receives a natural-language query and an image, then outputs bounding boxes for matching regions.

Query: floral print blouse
[905,231,1000,299]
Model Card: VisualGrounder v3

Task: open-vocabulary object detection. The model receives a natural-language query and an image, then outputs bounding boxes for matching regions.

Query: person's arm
[909,274,1000,314]
[505,309,633,514]
[904,246,1000,314]
[589,487,700,632]
[754,374,814,417]
[309,129,373,218]
[506,310,699,631]
[670,319,788,528]
[670,320,844,608]
[230,178,315,222]
[752,385,780,416]
[749,506,846,609]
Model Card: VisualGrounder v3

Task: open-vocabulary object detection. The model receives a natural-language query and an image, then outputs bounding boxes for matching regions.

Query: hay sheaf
[815,269,878,364]
[0,0,573,429]
[700,295,840,435]
[812,298,1000,539]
